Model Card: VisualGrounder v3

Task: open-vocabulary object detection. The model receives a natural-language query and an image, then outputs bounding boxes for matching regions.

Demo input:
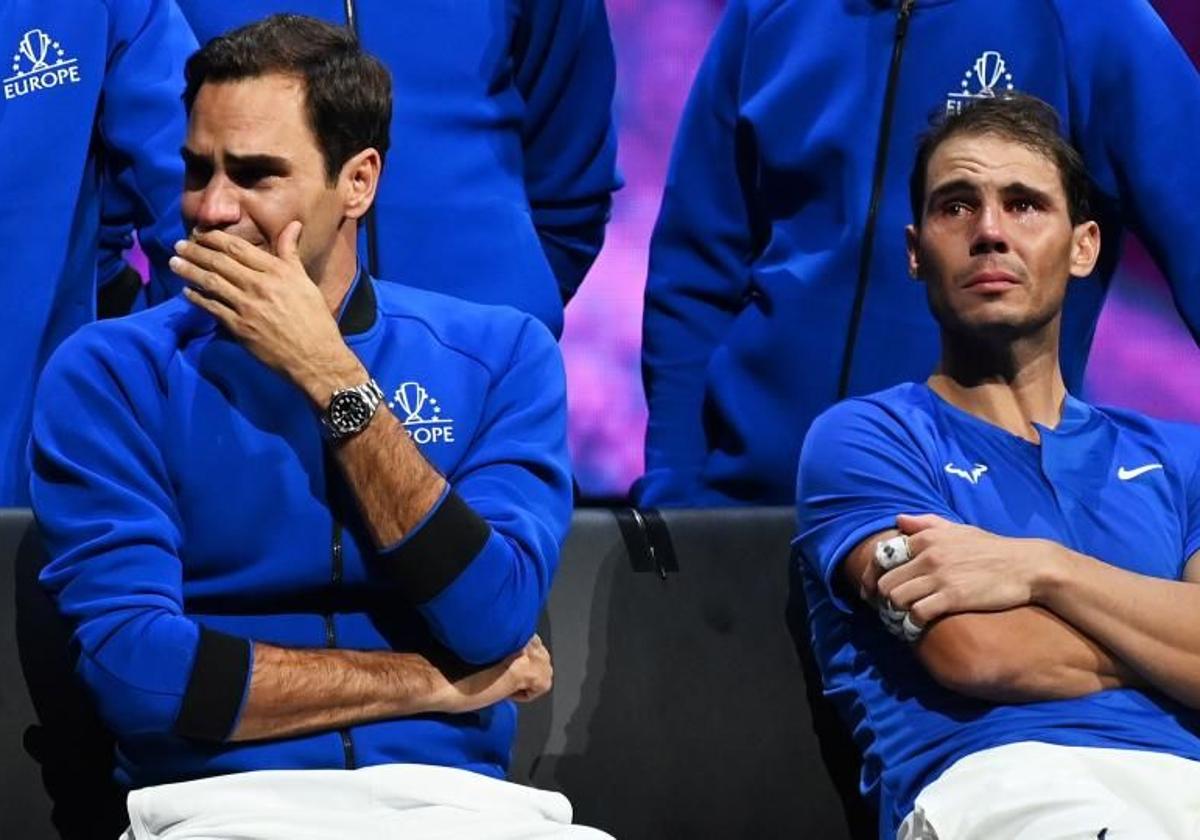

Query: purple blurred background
[563,0,1200,499]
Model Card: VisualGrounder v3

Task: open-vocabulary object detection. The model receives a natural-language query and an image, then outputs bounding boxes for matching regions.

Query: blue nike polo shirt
[795,382,1200,836]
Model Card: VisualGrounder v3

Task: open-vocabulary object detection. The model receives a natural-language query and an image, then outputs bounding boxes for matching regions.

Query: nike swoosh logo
[1117,463,1164,480]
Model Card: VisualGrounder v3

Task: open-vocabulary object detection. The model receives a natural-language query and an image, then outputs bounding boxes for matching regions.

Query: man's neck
[310,234,359,318]
[928,328,1066,444]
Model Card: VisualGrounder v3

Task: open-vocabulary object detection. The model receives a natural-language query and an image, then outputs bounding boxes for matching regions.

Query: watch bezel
[322,379,384,440]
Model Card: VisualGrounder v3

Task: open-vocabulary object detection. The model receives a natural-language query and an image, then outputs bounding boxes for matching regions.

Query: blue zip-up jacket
[0,0,195,505]
[29,274,571,789]
[638,0,1200,506]
[176,0,621,338]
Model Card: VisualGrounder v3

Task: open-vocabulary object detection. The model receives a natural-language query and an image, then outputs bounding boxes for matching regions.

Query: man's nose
[189,177,241,231]
[969,202,1009,255]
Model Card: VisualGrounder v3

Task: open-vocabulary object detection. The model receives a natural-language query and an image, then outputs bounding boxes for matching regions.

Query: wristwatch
[321,379,385,440]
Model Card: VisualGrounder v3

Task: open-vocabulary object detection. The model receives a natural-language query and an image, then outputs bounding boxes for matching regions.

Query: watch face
[329,390,371,434]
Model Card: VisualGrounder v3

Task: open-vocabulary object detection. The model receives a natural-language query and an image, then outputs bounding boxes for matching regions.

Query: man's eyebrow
[998,181,1058,205]
[180,146,209,164]
[926,179,979,207]
[224,152,291,174]
[178,147,290,174]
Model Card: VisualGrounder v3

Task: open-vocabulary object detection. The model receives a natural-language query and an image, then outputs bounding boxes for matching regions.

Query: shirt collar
[336,266,377,336]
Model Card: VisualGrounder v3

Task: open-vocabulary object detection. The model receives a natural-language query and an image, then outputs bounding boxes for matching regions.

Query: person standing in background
[637,0,1200,507]
[0,0,196,505]
[175,0,621,339]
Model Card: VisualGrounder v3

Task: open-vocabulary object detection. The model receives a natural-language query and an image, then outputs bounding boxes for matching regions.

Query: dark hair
[183,14,391,182]
[909,93,1091,226]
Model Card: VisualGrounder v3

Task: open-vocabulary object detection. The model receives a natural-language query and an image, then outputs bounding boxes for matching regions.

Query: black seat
[0,508,125,840]
[511,507,869,839]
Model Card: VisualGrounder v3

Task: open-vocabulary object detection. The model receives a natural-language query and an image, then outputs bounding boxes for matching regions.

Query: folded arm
[230,636,551,742]
[842,525,1138,703]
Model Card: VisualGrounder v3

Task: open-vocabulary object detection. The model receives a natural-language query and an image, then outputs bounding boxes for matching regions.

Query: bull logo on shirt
[944,462,988,485]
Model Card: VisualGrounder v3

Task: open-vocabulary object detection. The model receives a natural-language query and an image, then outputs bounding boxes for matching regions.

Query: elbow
[76,656,182,740]
[432,608,541,666]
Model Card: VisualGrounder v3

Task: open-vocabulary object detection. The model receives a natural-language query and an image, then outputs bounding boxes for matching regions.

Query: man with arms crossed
[797,94,1200,839]
[30,15,606,839]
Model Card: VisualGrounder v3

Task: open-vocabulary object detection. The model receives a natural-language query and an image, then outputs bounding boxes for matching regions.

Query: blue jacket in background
[0,0,194,505]
[176,0,621,338]
[638,0,1200,506]
[30,274,572,789]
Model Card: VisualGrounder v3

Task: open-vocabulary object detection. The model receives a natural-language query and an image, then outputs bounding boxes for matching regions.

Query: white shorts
[119,763,613,840]
[897,741,1200,840]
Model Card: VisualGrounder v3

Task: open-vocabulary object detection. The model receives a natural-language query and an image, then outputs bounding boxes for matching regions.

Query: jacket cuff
[381,489,491,603]
[174,628,252,741]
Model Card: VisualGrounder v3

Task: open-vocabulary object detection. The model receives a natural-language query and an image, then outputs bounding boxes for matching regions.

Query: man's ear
[339,148,382,222]
[905,224,922,280]
[1068,219,1101,279]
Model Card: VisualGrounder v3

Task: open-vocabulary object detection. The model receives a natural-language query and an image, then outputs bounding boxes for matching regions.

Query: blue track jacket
[639,0,1200,506]
[0,0,194,504]
[176,0,621,338]
[30,274,571,790]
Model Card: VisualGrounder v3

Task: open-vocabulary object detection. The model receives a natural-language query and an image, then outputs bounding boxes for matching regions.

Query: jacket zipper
[836,0,917,400]
[341,0,381,278]
[326,467,357,769]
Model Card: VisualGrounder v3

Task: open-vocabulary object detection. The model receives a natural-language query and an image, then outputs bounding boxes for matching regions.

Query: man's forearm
[228,635,550,742]
[230,643,446,742]
[916,606,1139,703]
[1034,549,1200,709]
[845,528,1138,702]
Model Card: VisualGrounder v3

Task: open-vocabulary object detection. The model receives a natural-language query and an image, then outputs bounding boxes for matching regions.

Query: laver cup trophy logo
[388,381,456,445]
[395,381,428,423]
[946,49,1015,114]
[5,27,82,101]
[19,29,52,72]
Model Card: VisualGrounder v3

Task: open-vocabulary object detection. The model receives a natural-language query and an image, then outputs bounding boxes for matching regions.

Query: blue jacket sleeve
[1058,0,1200,339]
[380,317,572,664]
[29,325,250,741]
[513,0,621,302]
[795,401,962,614]
[636,0,760,506]
[97,0,196,306]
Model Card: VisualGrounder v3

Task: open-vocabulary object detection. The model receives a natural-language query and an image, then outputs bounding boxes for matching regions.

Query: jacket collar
[337,266,377,336]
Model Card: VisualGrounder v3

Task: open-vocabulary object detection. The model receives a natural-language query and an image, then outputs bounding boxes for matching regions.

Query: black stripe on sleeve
[383,490,491,603]
[174,628,252,742]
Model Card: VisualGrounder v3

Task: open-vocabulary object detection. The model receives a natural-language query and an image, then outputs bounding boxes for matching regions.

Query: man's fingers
[172,256,244,310]
[183,286,238,328]
[896,513,949,534]
[884,575,938,611]
[876,560,921,600]
[908,591,952,627]
[189,229,277,272]
[275,220,304,265]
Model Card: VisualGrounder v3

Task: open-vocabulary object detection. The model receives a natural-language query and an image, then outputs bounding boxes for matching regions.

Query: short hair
[909,93,1091,226]
[183,14,392,182]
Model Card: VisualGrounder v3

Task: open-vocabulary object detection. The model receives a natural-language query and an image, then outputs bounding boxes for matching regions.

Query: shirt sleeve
[29,325,251,742]
[1059,0,1200,343]
[377,317,572,664]
[636,0,761,506]
[513,0,621,303]
[794,399,963,614]
[98,0,197,306]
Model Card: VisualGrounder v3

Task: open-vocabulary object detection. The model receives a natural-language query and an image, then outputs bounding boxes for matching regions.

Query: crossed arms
[841,516,1200,706]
